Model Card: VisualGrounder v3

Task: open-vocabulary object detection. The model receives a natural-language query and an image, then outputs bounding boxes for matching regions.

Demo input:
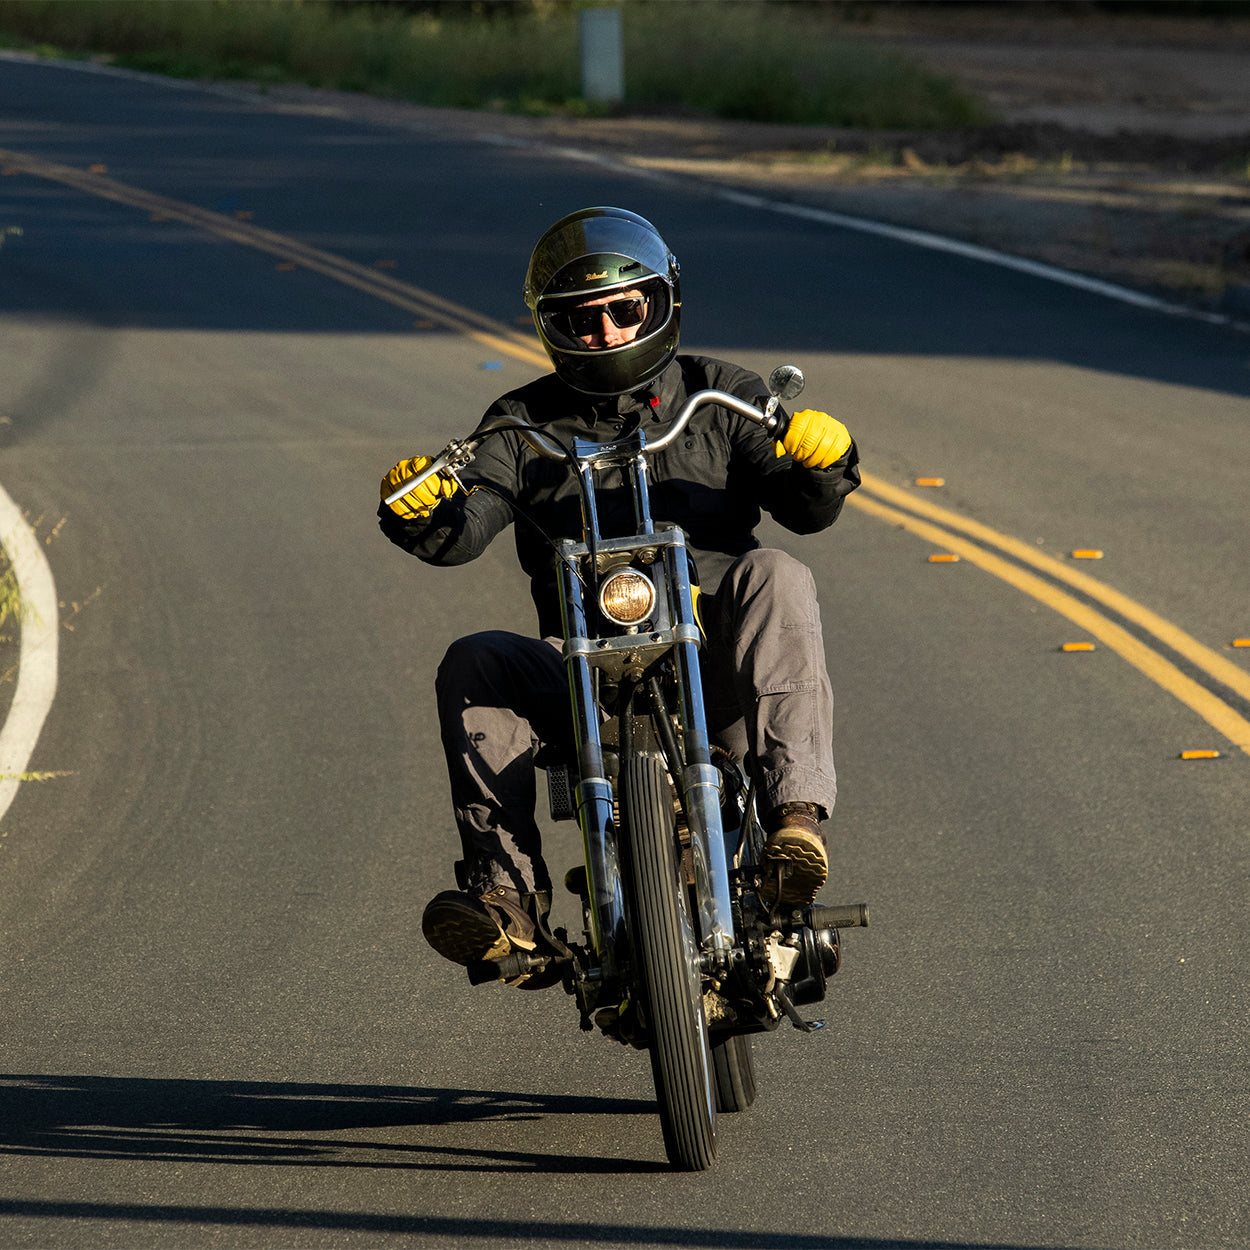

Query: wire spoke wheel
[621,752,717,1170]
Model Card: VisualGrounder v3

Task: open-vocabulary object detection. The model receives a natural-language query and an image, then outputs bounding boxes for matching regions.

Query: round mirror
[767,364,805,401]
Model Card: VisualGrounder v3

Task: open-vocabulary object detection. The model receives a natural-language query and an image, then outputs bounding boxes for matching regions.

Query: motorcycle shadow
[0,1073,666,1175]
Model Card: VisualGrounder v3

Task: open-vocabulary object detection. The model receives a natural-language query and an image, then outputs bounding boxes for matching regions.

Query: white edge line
[742,196,1245,326]
[0,487,59,824]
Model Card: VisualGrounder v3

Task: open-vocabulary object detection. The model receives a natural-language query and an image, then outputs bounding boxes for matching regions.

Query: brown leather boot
[422,886,557,988]
[759,802,828,905]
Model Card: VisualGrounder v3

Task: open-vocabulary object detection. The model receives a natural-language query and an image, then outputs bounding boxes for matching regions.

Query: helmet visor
[558,295,649,339]
[538,279,670,353]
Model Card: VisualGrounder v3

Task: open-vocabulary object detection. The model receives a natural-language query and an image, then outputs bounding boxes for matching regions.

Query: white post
[580,7,624,107]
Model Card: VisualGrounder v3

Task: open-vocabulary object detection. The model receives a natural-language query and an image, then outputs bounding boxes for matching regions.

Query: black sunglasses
[560,296,648,339]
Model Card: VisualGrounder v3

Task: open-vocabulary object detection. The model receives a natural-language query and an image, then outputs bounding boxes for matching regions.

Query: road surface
[1,57,1247,1250]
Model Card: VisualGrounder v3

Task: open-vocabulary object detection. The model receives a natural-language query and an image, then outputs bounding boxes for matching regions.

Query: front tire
[621,752,717,1170]
[712,1033,757,1112]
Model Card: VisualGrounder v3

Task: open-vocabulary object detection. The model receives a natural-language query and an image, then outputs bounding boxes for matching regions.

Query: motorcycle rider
[379,206,860,981]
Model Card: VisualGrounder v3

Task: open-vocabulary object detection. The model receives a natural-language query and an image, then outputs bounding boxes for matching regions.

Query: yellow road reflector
[88,163,107,174]
[1179,750,1221,760]
[1061,642,1096,652]
[1071,549,1104,560]
[414,319,437,330]
[928,553,960,563]
[1233,639,1250,648]
[915,477,946,487]
[275,261,297,271]
[375,259,398,270]
[235,209,254,220]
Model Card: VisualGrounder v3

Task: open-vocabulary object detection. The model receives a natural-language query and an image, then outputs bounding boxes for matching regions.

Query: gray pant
[435,548,837,894]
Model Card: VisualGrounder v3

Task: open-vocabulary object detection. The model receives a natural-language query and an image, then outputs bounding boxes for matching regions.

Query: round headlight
[599,568,656,627]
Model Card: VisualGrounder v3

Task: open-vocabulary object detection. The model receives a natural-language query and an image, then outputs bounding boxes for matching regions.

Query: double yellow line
[849,481,1250,756]
[0,147,550,370]
[6,147,1247,756]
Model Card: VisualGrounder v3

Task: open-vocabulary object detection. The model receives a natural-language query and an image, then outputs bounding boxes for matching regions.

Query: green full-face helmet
[523,206,681,396]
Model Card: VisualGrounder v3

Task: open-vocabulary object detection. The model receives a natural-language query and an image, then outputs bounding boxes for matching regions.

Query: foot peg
[466,951,548,985]
[466,949,566,992]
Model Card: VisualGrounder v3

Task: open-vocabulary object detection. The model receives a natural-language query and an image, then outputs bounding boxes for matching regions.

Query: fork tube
[557,548,624,970]
[571,657,624,969]
[630,451,654,536]
[575,456,603,543]
[572,447,603,600]
[662,546,735,956]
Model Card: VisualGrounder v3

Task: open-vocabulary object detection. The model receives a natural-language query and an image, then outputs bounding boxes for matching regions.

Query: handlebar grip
[808,903,869,930]
[383,451,452,507]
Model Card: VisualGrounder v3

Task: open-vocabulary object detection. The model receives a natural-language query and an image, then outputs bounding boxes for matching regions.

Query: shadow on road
[0,1072,661,1175]
[0,1198,1080,1249]
[0,1075,1096,1248]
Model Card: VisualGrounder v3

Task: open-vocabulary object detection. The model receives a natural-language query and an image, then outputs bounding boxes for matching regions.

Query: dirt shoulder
[242,9,1250,315]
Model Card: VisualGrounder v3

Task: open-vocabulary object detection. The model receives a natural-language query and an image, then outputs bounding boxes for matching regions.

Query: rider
[379,206,860,981]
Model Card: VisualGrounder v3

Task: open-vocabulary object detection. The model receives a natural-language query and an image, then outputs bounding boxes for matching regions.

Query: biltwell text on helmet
[524,206,681,397]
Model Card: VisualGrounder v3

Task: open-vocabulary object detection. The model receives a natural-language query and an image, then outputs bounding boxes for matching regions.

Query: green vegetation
[0,545,18,690]
[0,0,991,129]
[0,549,17,638]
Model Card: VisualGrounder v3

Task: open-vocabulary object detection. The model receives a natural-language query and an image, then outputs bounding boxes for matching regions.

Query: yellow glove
[776,409,852,469]
[381,455,460,519]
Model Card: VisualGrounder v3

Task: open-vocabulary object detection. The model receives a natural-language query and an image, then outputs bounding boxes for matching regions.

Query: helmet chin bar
[553,339,678,398]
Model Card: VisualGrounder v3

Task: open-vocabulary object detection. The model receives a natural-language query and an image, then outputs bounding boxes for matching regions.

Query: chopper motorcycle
[387,365,868,1171]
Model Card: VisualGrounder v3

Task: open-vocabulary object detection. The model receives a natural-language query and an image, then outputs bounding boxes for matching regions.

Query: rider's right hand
[381,456,460,519]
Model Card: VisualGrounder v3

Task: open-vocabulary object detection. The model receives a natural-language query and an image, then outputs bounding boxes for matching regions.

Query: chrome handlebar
[384,378,799,507]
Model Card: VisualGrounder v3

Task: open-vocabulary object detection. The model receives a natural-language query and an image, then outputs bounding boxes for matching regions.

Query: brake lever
[383,437,477,507]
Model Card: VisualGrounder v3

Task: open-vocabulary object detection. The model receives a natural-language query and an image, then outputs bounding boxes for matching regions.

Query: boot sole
[422,897,512,965]
[421,891,543,968]
[760,828,828,905]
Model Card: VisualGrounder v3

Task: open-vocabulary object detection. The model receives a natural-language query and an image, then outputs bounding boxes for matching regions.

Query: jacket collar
[575,359,683,432]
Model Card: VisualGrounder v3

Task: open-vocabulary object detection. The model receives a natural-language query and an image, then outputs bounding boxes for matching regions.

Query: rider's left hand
[776,409,852,469]
[381,455,460,519]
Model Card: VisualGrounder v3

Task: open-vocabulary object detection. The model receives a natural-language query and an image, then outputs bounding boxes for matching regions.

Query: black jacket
[378,355,860,637]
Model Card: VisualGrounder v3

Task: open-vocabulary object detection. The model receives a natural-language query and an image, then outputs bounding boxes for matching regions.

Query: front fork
[557,545,736,994]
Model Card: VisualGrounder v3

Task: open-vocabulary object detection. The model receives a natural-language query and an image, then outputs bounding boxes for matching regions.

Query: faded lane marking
[0,148,551,371]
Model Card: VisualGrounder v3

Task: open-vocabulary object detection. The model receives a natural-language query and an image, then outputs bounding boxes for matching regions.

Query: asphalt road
[1,57,1248,1250]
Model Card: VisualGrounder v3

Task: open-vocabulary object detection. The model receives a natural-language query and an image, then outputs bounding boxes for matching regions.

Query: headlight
[599,568,656,627]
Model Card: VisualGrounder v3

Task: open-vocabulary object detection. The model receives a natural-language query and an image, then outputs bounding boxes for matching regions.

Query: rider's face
[571,289,649,350]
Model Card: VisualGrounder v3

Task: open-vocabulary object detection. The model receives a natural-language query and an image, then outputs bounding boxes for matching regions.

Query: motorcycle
[387,365,868,1170]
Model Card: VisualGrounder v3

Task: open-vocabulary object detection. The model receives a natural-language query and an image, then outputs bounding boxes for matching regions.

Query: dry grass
[0,0,990,128]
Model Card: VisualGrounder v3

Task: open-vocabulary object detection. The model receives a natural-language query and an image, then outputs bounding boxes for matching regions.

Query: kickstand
[775,985,824,1034]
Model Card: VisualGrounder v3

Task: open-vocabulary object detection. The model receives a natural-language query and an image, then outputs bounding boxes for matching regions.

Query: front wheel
[712,1033,757,1112]
[621,752,717,1170]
